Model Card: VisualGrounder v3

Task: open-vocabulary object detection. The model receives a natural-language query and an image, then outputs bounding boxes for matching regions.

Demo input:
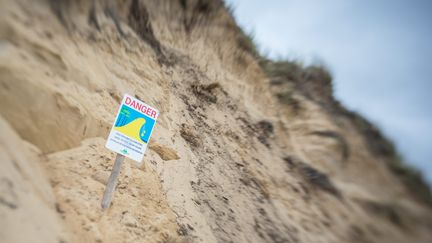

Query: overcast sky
[226,0,432,185]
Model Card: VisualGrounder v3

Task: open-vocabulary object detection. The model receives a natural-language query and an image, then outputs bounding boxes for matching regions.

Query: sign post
[101,94,159,209]
[101,153,125,209]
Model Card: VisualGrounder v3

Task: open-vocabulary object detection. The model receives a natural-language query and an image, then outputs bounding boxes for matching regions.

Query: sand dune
[0,0,431,242]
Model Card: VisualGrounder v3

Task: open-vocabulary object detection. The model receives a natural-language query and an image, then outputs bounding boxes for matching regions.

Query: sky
[226,0,432,185]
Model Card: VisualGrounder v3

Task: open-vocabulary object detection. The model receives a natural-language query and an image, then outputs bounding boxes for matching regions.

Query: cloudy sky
[226,0,432,185]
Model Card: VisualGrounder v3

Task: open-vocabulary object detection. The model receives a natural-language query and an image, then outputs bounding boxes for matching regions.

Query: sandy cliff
[1,0,431,242]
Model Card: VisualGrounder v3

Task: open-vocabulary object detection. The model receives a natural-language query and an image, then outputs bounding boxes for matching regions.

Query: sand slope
[0,0,431,242]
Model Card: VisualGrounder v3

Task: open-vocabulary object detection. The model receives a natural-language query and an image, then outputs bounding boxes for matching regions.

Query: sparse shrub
[255,120,274,147]
[236,29,260,58]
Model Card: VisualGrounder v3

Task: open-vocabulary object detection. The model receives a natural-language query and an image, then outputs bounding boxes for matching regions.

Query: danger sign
[105,94,159,162]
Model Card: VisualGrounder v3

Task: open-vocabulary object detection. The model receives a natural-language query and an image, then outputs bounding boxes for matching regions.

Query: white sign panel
[105,94,159,163]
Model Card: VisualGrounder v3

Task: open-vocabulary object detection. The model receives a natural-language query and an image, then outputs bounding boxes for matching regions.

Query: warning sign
[105,94,159,163]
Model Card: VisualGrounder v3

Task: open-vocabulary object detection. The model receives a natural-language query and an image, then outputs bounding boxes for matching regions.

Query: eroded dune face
[0,0,431,242]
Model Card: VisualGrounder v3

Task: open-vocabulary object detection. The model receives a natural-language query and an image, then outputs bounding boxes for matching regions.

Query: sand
[0,0,431,242]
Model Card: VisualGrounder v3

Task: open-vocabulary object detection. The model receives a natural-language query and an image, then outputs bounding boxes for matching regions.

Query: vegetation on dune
[267,60,432,206]
[233,25,432,207]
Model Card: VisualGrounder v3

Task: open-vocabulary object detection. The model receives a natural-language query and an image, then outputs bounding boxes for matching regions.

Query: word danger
[125,96,158,119]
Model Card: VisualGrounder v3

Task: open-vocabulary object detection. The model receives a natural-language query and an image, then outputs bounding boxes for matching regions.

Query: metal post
[101,153,125,209]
